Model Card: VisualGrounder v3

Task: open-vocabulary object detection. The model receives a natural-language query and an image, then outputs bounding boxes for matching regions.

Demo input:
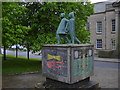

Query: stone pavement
[2,71,46,88]
[91,67,119,88]
[2,65,119,88]
[94,56,120,63]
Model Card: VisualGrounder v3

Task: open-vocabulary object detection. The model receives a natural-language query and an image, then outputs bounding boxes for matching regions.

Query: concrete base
[35,77,100,89]
[42,44,94,84]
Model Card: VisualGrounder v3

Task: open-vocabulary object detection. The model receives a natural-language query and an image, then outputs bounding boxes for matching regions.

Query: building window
[111,39,116,50]
[96,39,102,49]
[111,19,116,32]
[96,21,102,33]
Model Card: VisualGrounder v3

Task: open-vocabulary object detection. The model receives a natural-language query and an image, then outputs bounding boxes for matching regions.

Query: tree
[23,2,94,52]
[2,2,94,58]
[2,2,30,59]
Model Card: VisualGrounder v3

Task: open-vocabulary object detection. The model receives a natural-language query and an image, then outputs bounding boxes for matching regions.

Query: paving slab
[94,57,120,63]
[2,66,119,88]
[91,67,119,88]
[2,72,45,88]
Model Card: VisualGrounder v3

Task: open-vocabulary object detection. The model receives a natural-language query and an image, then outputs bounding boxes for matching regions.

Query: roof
[94,0,119,13]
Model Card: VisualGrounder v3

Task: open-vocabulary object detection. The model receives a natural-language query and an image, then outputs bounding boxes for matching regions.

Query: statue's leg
[62,35,71,44]
[71,35,75,44]
[56,34,61,44]
[69,32,75,44]
[75,37,81,44]
[70,37,74,44]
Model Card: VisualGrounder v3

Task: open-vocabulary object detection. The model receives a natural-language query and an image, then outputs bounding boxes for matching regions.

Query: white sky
[90,0,115,3]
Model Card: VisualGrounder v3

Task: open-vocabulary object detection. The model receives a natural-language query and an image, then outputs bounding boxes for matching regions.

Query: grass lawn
[2,55,42,74]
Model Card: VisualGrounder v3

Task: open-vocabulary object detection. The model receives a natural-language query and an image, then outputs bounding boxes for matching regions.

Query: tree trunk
[0,47,1,54]
[27,44,29,60]
[3,46,6,60]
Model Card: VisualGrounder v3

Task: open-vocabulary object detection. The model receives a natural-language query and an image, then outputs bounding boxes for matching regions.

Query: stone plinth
[42,44,94,84]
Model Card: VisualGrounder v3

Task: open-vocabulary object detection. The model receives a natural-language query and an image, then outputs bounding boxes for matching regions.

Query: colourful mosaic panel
[43,49,68,77]
[73,49,93,77]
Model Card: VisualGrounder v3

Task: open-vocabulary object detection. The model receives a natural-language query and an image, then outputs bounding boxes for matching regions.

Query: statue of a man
[56,13,70,44]
[68,12,81,44]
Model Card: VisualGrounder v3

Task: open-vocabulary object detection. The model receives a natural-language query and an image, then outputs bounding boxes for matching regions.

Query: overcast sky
[90,0,118,3]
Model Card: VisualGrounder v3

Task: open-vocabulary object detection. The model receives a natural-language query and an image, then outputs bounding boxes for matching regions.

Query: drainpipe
[104,15,106,50]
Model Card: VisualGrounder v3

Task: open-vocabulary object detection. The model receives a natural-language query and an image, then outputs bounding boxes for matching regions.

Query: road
[94,61,119,69]
[6,49,42,59]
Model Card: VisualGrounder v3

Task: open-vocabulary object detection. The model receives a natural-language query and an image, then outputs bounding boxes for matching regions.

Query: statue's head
[69,12,74,19]
[60,13,65,18]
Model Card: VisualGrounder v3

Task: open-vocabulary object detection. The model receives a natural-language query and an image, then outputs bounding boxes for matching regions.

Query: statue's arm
[64,20,69,32]
[65,23,68,32]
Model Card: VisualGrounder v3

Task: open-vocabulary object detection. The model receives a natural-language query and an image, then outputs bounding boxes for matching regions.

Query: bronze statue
[56,13,70,44]
[68,12,81,44]
[56,12,81,44]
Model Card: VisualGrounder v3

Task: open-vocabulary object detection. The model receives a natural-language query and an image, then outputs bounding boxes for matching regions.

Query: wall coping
[42,44,94,47]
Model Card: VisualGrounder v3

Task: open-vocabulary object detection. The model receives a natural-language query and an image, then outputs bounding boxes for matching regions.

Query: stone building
[87,1,120,58]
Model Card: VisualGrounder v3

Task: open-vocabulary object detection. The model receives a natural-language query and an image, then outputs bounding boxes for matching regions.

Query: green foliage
[2,2,94,52]
[23,2,94,52]
[2,2,31,47]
